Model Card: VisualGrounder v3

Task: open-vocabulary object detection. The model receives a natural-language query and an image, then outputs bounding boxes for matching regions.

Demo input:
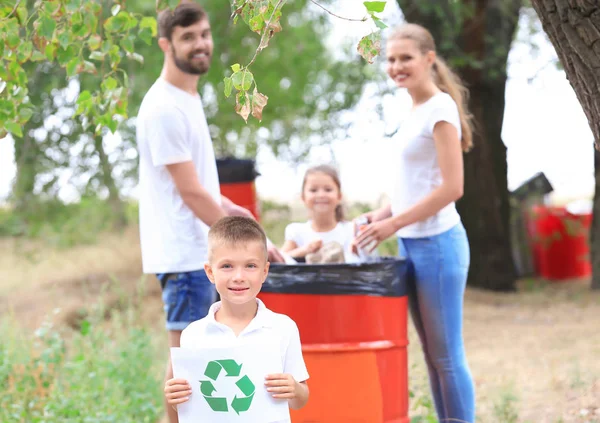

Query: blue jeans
[398,223,475,422]
[156,270,217,331]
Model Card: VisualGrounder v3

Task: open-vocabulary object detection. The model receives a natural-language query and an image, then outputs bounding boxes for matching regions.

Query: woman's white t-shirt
[391,92,462,238]
[284,221,358,262]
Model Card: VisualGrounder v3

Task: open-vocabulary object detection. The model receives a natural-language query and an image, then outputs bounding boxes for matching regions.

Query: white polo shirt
[180,299,309,422]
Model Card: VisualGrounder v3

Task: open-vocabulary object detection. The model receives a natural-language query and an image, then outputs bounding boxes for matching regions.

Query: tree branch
[309,0,368,22]
[247,0,285,68]
[4,0,22,20]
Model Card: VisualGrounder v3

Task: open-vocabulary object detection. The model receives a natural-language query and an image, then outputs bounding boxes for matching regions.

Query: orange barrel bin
[526,205,592,280]
[216,158,261,220]
[259,258,411,423]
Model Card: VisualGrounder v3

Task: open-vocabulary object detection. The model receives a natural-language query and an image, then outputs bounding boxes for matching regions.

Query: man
[135,3,283,422]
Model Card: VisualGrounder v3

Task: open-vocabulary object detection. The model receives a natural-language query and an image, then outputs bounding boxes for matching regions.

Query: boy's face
[204,241,269,306]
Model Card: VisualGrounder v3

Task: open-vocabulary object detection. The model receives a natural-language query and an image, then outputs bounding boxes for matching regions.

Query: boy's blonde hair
[208,216,268,262]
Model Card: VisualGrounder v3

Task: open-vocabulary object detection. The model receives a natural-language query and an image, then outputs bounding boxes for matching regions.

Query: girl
[355,24,476,422]
[282,165,358,263]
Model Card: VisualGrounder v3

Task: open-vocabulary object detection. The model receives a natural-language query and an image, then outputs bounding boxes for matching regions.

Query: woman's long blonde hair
[389,23,474,151]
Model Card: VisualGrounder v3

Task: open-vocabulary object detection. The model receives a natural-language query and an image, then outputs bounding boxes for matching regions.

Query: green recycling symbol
[199,359,255,415]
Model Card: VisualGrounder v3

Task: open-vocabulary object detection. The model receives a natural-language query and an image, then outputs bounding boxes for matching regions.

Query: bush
[0,308,163,422]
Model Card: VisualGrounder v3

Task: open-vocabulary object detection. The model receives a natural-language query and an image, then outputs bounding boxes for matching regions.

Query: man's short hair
[208,217,268,261]
[157,1,207,40]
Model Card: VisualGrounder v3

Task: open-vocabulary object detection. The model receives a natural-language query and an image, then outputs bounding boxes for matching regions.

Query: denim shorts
[156,270,217,331]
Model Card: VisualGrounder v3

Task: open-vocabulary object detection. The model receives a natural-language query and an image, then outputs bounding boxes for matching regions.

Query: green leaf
[224,77,233,98]
[66,57,79,77]
[120,38,135,53]
[140,17,157,37]
[107,117,118,133]
[138,27,153,45]
[58,31,71,49]
[89,51,105,61]
[364,1,386,13]
[111,5,121,16]
[231,63,241,73]
[78,90,92,104]
[231,70,254,91]
[84,13,98,34]
[30,50,46,62]
[45,43,57,61]
[249,14,264,33]
[104,15,128,33]
[72,11,83,25]
[66,0,82,12]
[5,121,23,138]
[56,46,77,66]
[39,14,56,39]
[18,107,34,122]
[44,1,61,16]
[16,42,33,63]
[102,77,118,91]
[372,16,387,29]
[88,35,102,51]
[7,30,20,49]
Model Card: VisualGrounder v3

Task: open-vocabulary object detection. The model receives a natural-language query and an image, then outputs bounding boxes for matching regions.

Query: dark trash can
[216,158,261,220]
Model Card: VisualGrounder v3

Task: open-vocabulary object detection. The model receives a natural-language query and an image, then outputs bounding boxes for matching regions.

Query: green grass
[0,306,163,422]
[0,197,139,248]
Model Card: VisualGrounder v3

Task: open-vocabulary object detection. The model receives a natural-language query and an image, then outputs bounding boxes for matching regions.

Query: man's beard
[172,46,211,75]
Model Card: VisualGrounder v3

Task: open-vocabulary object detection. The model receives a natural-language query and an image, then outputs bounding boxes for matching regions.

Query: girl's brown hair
[301,165,345,222]
[389,23,474,151]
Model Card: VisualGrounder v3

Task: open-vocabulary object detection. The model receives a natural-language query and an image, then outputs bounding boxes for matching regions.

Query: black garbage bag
[263,257,410,297]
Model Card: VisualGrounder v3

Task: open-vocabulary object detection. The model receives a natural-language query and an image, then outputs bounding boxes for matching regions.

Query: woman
[355,23,476,422]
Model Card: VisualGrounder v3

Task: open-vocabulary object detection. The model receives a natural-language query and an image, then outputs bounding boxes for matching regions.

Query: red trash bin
[259,259,411,423]
[216,158,261,220]
[527,205,592,280]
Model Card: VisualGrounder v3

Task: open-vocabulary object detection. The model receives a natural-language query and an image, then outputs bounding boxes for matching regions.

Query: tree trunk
[593,149,600,290]
[531,1,600,289]
[93,135,127,229]
[12,131,38,213]
[397,0,521,291]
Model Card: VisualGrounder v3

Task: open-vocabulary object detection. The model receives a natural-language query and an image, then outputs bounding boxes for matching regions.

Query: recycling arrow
[231,375,256,415]
[204,359,243,380]
[199,359,255,415]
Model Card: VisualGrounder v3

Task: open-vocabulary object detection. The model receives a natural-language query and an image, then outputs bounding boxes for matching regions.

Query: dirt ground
[2,229,599,423]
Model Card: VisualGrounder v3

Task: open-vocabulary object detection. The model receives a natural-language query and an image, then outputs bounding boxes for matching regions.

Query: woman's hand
[355,218,399,252]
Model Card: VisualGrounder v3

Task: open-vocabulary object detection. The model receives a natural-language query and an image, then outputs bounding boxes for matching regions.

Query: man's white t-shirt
[391,92,462,238]
[284,220,358,262]
[180,299,309,423]
[136,78,221,273]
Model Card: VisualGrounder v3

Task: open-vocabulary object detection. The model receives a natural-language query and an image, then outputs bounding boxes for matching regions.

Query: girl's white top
[284,220,358,262]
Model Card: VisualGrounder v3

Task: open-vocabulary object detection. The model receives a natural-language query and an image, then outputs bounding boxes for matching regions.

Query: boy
[164,216,309,419]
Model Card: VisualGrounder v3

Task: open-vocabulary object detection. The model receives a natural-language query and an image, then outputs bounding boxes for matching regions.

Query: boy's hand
[165,378,192,406]
[265,373,300,399]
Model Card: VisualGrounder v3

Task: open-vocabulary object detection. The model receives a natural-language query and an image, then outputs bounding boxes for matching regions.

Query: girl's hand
[164,378,192,406]
[306,239,323,254]
[355,218,399,252]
